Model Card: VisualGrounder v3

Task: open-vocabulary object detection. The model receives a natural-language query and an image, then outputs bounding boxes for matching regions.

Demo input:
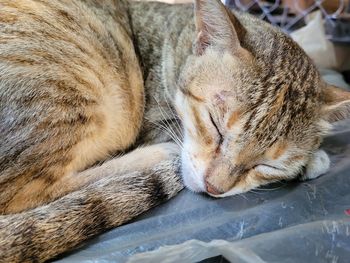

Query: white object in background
[291,11,338,69]
[127,239,265,263]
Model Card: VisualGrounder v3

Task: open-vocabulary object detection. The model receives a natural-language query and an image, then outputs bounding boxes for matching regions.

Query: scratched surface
[56,71,350,263]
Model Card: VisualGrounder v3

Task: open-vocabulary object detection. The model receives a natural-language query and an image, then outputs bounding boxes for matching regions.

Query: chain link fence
[225,0,350,42]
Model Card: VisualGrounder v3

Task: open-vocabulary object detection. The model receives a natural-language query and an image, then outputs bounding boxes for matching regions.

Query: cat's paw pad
[300,150,330,181]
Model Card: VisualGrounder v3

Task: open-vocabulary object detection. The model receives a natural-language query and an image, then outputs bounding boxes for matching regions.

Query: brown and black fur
[0,0,183,261]
[1,0,350,262]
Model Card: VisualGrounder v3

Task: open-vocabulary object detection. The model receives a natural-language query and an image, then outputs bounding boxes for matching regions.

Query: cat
[1,0,350,261]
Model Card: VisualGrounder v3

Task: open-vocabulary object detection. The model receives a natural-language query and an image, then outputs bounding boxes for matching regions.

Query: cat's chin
[181,156,206,193]
[181,167,206,193]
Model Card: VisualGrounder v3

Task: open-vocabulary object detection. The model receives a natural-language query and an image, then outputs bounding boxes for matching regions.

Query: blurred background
[140,0,350,83]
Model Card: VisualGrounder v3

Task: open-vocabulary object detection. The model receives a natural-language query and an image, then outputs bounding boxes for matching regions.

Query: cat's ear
[194,0,249,58]
[321,84,350,122]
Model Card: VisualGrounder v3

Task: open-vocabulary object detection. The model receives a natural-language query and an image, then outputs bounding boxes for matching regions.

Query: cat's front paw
[300,150,330,181]
[148,143,183,198]
[130,142,180,169]
[140,142,180,164]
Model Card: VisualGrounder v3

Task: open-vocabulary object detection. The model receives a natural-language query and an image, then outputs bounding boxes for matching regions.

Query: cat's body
[1,0,350,261]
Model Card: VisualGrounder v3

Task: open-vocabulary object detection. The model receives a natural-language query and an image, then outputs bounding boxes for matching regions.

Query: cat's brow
[179,86,204,102]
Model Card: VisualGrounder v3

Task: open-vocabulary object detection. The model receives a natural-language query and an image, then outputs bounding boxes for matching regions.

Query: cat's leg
[49,142,181,196]
[0,143,183,262]
[3,142,180,213]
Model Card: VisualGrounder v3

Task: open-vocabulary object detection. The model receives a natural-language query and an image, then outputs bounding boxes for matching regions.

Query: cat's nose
[205,180,224,196]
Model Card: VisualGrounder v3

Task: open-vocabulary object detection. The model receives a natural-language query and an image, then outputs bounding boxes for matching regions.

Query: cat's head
[175,0,350,196]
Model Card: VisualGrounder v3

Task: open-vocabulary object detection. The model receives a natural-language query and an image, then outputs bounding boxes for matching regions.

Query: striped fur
[1,0,350,261]
[169,0,350,196]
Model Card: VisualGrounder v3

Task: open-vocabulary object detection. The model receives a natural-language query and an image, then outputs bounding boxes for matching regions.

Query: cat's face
[175,50,327,196]
[174,0,350,196]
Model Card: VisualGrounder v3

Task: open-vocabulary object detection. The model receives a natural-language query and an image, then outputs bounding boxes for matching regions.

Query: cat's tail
[0,158,183,263]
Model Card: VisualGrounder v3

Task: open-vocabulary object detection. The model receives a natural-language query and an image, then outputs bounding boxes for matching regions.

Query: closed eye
[209,113,223,144]
[254,164,286,173]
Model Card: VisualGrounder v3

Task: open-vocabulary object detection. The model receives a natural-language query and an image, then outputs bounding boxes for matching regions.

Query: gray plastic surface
[56,70,350,263]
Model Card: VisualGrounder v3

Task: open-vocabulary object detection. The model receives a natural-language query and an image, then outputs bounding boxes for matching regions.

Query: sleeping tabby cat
[1,0,350,261]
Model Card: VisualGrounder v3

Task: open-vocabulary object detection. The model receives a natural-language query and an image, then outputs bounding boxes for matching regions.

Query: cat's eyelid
[209,112,223,143]
[254,163,286,171]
